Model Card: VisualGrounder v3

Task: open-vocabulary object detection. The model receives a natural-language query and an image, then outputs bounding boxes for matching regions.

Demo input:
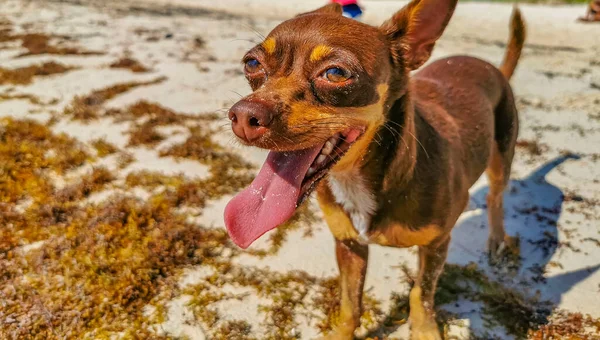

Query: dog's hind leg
[486,87,519,262]
[409,236,449,340]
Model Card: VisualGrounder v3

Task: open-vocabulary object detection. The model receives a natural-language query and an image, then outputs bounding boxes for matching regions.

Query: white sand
[1,0,599,338]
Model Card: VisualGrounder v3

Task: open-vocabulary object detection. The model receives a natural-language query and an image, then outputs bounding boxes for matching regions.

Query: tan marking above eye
[310,45,333,62]
[262,37,276,54]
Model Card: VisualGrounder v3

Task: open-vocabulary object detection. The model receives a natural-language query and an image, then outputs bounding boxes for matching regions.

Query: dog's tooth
[307,167,316,177]
[316,154,327,165]
[322,141,334,155]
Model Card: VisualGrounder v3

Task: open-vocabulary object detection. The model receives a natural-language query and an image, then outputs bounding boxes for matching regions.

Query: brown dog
[579,0,600,22]
[224,0,525,338]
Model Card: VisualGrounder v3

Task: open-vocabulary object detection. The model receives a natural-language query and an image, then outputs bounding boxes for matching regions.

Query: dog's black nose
[228,100,274,142]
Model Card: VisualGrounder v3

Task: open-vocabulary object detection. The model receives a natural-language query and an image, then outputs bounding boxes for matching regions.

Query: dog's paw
[487,233,520,265]
[411,320,442,340]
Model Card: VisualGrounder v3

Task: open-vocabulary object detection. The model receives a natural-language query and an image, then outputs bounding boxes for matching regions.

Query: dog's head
[225,0,457,248]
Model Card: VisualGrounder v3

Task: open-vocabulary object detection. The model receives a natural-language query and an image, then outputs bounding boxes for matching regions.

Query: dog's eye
[323,67,350,82]
[244,58,263,74]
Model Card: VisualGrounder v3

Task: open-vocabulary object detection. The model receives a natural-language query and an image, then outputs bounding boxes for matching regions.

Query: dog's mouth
[297,129,362,206]
[224,128,364,249]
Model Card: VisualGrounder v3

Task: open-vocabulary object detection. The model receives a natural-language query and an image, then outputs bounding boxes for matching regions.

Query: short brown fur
[229,1,526,338]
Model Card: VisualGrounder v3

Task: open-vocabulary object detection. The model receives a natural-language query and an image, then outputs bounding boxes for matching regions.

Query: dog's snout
[229,100,274,142]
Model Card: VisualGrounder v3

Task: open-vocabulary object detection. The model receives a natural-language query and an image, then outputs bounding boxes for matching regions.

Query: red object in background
[331,0,358,6]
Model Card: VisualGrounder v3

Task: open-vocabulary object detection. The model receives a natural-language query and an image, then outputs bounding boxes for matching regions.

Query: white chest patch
[328,169,377,243]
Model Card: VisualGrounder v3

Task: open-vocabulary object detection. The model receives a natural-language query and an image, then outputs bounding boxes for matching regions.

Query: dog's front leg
[320,239,368,340]
[316,186,368,339]
[409,236,450,340]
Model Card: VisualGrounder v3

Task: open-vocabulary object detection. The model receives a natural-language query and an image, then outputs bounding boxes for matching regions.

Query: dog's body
[224,1,525,339]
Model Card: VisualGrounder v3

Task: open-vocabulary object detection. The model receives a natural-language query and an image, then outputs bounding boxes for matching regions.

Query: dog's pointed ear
[380,0,458,70]
[297,3,343,17]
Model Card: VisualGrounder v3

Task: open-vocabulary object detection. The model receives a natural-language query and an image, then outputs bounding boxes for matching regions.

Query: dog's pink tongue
[224,146,322,248]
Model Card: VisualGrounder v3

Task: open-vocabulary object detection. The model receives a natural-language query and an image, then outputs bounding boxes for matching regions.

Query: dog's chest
[328,170,377,242]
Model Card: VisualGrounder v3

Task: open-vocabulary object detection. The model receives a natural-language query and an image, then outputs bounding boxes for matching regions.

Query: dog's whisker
[372,131,383,147]
[397,132,411,152]
[229,38,260,45]
[381,123,401,144]
[405,129,430,159]
[384,120,428,157]
[229,90,245,98]
[212,107,230,113]
[240,23,266,41]
[263,135,281,150]
[270,131,296,145]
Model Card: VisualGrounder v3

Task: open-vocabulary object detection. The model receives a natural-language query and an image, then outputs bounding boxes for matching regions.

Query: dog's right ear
[297,3,343,17]
[380,0,458,70]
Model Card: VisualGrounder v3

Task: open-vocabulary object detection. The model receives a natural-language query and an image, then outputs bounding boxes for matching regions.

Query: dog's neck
[364,92,418,192]
[325,92,419,241]
[329,91,419,192]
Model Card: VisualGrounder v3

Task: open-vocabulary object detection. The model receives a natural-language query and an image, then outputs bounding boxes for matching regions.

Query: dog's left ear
[380,0,458,70]
[297,3,343,17]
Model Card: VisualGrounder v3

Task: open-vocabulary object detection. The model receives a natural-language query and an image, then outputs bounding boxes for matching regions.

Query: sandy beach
[0,0,599,339]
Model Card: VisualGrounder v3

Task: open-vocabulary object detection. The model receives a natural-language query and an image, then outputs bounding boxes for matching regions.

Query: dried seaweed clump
[516,139,549,157]
[91,138,119,157]
[0,117,95,257]
[125,170,186,189]
[110,57,151,73]
[104,101,219,148]
[117,151,136,169]
[63,78,166,121]
[124,169,251,210]
[0,92,46,105]
[0,118,102,253]
[160,126,253,176]
[54,166,115,202]
[0,30,102,57]
[435,263,552,338]
[529,311,600,339]
[0,61,75,85]
[128,120,167,146]
[116,100,196,122]
[213,320,257,340]
[0,117,89,203]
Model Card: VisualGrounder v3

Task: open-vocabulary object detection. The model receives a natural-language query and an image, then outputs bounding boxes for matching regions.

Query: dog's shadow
[445,154,600,337]
[368,154,600,339]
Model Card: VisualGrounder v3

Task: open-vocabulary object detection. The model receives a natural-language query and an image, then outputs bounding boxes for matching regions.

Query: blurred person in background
[331,0,363,19]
